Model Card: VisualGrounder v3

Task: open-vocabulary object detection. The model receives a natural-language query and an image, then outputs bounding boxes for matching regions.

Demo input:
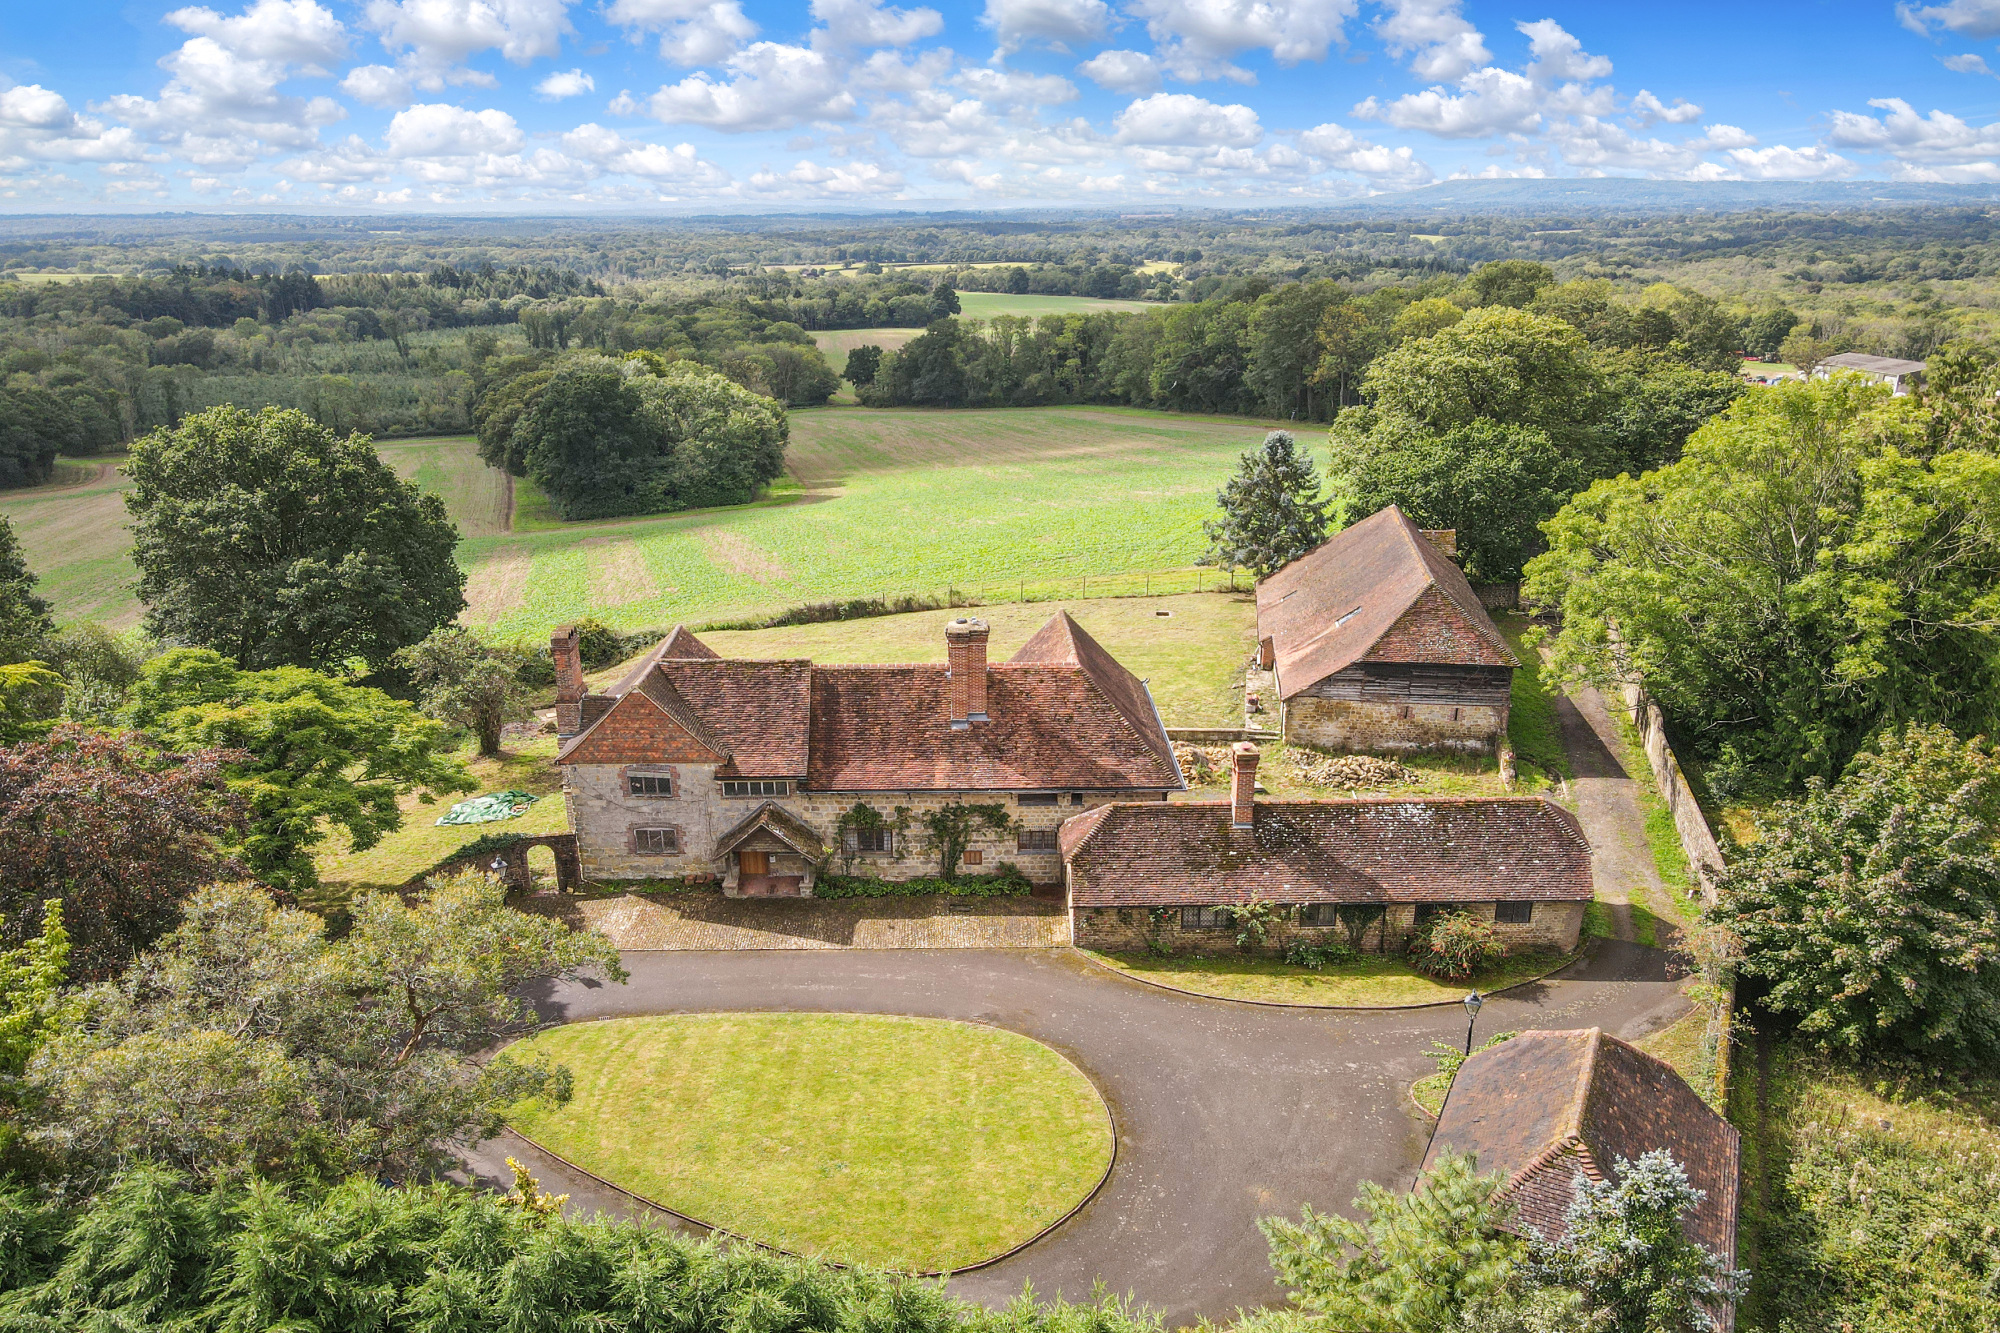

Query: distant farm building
[1812,352,1927,395]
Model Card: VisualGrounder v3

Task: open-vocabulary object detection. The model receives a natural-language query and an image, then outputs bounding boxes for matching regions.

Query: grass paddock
[506,1012,1113,1272]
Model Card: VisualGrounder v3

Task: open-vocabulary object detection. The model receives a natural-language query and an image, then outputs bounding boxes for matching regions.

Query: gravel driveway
[468,941,1687,1326]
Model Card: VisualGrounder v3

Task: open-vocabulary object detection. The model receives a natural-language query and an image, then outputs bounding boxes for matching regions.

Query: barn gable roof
[1256,505,1516,698]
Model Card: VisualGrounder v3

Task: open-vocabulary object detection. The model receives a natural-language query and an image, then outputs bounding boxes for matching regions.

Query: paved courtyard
[469,939,1689,1326]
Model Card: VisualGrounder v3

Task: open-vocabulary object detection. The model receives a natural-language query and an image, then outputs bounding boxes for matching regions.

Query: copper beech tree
[0,725,245,981]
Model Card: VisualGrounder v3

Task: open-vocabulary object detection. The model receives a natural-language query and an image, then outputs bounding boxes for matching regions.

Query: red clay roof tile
[1061,797,1592,907]
[1423,1028,1741,1268]
[1256,505,1516,698]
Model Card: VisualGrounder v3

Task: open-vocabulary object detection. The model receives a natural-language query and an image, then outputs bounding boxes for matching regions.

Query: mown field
[954,292,1154,320]
[0,405,1283,642]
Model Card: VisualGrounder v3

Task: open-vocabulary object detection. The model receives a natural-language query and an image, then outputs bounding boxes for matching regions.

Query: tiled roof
[653,659,813,777]
[807,663,1178,791]
[1061,797,1591,907]
[557,616,1179,793]
[1423,1028,1741,1268]
[713,801,829,859]
[1256,505,1516,699]
[606,626,721,697]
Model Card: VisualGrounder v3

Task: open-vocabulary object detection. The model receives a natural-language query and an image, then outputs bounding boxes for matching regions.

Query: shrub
[1284,940,1358,970]
[1408,912,1503,980]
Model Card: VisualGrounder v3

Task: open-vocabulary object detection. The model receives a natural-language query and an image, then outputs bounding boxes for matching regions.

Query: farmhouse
[1059,742,1593,955]
[1423,1027,1741,1273]
[1256,505,1518,756]
[552,612,1183,892]
[1812,351,1927,396]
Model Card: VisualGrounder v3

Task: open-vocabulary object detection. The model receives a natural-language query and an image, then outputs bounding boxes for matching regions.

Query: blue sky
[2,0,1998,209]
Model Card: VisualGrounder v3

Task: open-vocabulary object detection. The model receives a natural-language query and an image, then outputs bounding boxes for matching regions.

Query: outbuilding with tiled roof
[1060,741,1593,955]
[1422,1027,1741,1283]
[1256,505,1517,756]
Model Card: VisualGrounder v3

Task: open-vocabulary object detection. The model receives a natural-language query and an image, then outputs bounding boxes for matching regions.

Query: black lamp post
[1462,990,1484,1056]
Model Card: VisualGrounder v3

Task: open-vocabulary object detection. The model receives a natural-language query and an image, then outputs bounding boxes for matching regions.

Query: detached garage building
[1256,505,1518,756]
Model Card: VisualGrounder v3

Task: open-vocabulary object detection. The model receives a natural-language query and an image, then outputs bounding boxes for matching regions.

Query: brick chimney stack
[1230,742,1259,829]
[946,617,990,729]
[551,625,585,737]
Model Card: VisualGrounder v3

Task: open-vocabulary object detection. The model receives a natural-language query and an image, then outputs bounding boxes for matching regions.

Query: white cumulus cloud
[1129,0,1358,81]
[633,43,854,131]
[604,0,757,64]
[980,0,1111,54]
[535,67,594,98]
[1114,92,1260,146]
[363,0,574,69]
[1297,121,1433,185]
[1726,144,1855,180]
[1897,0,2000,38]
[1077,50,1161,93]
[811,0,943,49]
[1373,0,1489,82]
[1631,89,1701,125]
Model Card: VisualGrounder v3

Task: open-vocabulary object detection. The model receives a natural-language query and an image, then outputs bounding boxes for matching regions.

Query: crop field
[0,458,139,628]
[461,404,1280,640]
[810,327,921,375]
[0,405,1282,662]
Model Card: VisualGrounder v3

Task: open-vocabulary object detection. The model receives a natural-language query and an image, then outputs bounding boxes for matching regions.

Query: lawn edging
[1069,945,1584,1011]
[503,1011,1117,1277]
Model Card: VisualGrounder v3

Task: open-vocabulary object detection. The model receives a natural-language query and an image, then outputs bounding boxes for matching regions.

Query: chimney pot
[552,625,585,737]
[1231,741,1259,829]
[945,616,990,727]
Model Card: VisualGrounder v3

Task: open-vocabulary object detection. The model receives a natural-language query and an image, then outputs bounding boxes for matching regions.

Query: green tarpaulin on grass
[436,790,538,826]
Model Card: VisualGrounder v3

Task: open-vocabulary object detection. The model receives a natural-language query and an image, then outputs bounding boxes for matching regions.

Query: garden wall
[1616,683,1726,898]
[1615,678,1736,1104]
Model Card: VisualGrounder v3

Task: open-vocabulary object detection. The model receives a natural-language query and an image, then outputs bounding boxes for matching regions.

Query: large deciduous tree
[124,405,466,673]
[395,626,532,757]
[511,360,788,519]
[1352,306,1606,468]
[1200,430,1332,578]
[1525,376,2000,782]
[1327,418,1585,583]
[123,649,473,896]
[1711,725,2000,1062]
[28,875,624,1185]
[0,726,245,981]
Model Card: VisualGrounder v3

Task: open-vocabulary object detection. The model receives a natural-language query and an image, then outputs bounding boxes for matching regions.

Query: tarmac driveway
[473,941,1687,1326]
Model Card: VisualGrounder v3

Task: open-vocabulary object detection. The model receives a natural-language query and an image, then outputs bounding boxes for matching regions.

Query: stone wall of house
[1072,899,1582,956]
[1072,908,1393,955]
[1282,697,1507,755]
[568,763,1162,890]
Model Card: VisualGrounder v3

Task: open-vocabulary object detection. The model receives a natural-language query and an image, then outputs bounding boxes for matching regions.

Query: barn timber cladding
[1256,505,1518,755]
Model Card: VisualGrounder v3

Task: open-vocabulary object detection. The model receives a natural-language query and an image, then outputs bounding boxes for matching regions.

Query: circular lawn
[505,1012,1113,1272]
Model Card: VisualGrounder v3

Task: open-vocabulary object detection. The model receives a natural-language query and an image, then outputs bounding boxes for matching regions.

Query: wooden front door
[739,849,772,895]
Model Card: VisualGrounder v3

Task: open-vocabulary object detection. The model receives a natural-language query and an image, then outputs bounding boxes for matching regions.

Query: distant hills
[1338,177,2000,214]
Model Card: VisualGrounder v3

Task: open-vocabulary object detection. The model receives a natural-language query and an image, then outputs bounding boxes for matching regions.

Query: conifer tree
[1199,430,1331,578]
